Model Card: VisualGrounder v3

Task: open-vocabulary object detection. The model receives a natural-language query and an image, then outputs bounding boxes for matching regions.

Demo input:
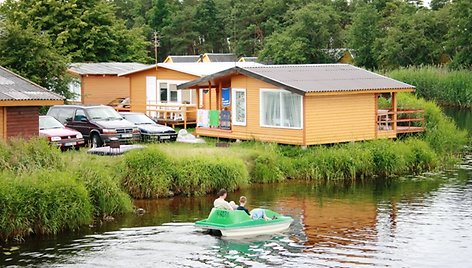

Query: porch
[145,103,197,128]
[377,108,425,138]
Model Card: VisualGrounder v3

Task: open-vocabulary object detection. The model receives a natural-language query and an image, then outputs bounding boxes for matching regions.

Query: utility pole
[153,31,160,64]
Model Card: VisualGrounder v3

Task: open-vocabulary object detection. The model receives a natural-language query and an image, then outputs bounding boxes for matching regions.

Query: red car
[39,115,85,150]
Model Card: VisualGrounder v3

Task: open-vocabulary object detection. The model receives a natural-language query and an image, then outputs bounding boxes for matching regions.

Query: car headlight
[103,129,117,134]
[76,133,83,139]
[50,136,61,141]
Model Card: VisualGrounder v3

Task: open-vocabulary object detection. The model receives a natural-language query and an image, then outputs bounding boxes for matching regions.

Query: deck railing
[377,108,425,133]
[146,102,197,128]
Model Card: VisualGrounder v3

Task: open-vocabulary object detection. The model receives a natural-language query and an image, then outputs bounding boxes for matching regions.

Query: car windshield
[87,107,123,120]
[123,114,156,125]
[39,116,64,130]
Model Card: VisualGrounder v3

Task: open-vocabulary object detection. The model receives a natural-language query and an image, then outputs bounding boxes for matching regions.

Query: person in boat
[237,196,250,215]
[213,188,234,210]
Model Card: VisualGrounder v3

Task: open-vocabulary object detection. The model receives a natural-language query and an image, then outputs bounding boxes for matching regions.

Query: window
[232,88,246,126]
[169,84,178,102]
[159,82,168,102]
[260,89,302,129]
[74,109,86,122]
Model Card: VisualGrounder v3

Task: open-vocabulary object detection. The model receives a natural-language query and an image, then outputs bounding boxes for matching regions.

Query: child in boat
[237,196,250,215]
[213,188,234,210]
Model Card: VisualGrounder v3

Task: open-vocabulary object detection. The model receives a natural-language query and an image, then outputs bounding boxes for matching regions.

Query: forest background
[0,0,470,98]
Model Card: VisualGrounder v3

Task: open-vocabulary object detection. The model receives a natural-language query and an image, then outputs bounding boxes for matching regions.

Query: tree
[447,0,472,69]
[194,0,226,53]
[430,0,450,10]
[0,21,73,99]
[259,2,342,64]
[348,3,382,69]
[0,0,150,63]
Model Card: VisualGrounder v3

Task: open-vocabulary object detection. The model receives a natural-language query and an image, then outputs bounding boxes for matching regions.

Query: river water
[2,111,472,268]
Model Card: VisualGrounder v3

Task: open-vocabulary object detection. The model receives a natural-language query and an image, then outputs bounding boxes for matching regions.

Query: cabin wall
[0,107,5,141]
[6,106,39,139]
[305,93,376,145]
[197,75,304,145]
[129,68,198,113]
[81,75,130,105]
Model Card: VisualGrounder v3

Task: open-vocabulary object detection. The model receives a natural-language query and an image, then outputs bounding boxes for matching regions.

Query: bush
[0,170,93,241]
[174,155,249,195]
[251,153,285,183]
[121,146,175,199]
[72,156,133,217]
[0,138,63,174]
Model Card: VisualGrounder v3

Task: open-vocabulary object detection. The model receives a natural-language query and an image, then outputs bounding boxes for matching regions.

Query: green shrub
[174,155,249,195]
[251,153,285,183]
[397,92,468,154]
[403,138,439,172]
[121,146,175,199]
[0,138,63,174]
[73,157,133,217]
[0,170,93,241]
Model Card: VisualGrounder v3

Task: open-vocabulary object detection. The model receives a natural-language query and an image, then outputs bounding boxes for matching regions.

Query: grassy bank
[0,93,467,241]
[387,67,472,109]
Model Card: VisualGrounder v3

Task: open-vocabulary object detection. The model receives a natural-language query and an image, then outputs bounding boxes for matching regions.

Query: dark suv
[47,105,140,147]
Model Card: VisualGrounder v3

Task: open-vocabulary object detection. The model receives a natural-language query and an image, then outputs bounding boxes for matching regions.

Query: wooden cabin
[163,55,200,63]
[0,66,64,141]
[177,64,424,146]
[197,53,238,63]
[119,62,261,128]
[238,57,258,63]
[323,49,355,64]
[68,62,148,105]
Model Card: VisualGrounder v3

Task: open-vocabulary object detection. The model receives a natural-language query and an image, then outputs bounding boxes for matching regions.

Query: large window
[260,89,302,129]
[232,88,246,126]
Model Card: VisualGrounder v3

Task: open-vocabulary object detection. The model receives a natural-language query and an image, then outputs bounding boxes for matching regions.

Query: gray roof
[178,64,415,95]
[204,53,238,62]
[240,57,258,62]
[0,66,64,101]
[69,62,149,75]
[166,55,200,63]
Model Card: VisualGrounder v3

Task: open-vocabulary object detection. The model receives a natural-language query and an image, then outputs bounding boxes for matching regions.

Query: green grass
[387,67,472,109]
[0,170,93,241]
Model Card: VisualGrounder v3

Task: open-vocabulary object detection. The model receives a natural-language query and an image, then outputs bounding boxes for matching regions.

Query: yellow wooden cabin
[0,66,64,141]
[163,55,200,63]
[119,62,262,128]
[68,62,148,105]
[197,53,238,63]
[178,64,424,146]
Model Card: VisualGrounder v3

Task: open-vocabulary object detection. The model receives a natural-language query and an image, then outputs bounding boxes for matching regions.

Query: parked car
[120,112,177,142]
[107,97,130,112]
[39,115,85,150]
[47,105,140,147]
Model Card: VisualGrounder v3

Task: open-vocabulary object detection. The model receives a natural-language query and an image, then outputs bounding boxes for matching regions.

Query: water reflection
[2,163,472,267]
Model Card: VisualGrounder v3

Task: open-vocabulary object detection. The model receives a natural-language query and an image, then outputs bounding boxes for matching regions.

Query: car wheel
[90,134,103,148]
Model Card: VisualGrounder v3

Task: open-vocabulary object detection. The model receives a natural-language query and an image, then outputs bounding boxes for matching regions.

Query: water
[2,110,472,267]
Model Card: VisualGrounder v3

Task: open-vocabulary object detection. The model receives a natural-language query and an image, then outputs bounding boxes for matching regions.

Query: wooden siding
[6,106,39,139]
[129,68,199,113]
[196,75,304,145]
[0,107,5,140]
[81,75,130,105]
[305,93,377,145]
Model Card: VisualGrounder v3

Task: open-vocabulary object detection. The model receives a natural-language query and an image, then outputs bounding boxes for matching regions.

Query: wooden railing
[146,103,197,128]
[377,108,425,134]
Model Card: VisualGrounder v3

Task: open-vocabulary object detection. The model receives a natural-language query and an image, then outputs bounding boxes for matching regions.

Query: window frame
[231,88,247,126]
[259,88,304,130]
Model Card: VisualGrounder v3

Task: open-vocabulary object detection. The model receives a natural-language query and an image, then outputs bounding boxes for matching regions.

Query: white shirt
[213,198,233,210]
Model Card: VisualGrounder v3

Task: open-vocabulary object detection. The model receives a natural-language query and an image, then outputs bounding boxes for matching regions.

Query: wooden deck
[377,108,425,134]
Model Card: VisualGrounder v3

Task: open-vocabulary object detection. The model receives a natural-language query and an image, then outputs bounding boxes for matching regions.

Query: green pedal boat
[195,208,293,237]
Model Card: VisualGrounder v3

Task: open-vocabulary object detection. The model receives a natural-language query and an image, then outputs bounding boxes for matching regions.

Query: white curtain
[262,91,281,126]
[261,90,301,128]
[282,93,302,128]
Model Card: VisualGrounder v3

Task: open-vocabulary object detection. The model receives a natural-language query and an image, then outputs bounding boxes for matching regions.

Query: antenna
[153,31,161,64]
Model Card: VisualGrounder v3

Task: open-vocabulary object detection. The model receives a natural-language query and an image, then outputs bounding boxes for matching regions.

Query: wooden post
[374,93,378,138]
[218,80,222,111]
[208,82,212,110]
[392,92,397,132]
[196,87,201,109]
